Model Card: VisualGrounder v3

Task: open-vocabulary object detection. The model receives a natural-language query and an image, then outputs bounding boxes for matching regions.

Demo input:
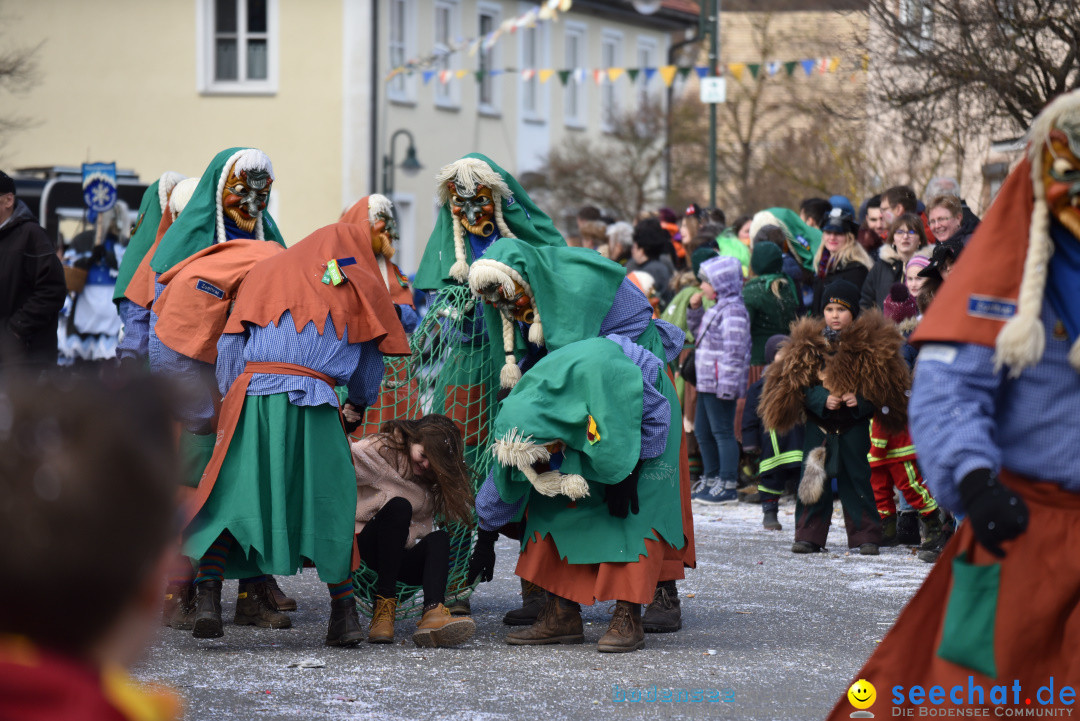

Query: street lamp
[381,128,422,197]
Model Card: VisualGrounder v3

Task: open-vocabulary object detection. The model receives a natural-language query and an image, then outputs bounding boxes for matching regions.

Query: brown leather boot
[191,579,224,639]
[412,603,476,648]
[263,575,297,611]
[162,582,196,631]
[502,578,546,626]
[598,601,645,653]
[505,593,584,645]
[367,596,397,644]
[641,582,681,633]
[325,597,364,647]
[234,581,292,629]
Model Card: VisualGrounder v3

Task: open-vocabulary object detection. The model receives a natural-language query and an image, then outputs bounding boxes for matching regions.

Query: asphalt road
[132,498,932,720]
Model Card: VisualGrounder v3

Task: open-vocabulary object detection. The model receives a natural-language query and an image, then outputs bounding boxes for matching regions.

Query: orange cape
[339,196,415,307]
[124,208,176,310]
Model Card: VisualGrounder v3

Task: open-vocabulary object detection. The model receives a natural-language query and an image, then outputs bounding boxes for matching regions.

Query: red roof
[663,0,701,15]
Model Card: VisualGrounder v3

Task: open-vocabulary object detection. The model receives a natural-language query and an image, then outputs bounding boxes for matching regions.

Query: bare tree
[0,2,41,156]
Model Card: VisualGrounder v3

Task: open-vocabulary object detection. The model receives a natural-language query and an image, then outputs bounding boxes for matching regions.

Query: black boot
[642,581,681,633]
[325,597,364,647]
[896,510,920,545]
[880,514,899,546]
[761,497,782,530]
[162,582,196,631]
[503,579,546,626]
[234,581,292,629]
[192,579,224,639]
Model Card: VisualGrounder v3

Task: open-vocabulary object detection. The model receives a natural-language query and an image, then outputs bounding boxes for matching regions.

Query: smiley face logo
[847,679,876,710]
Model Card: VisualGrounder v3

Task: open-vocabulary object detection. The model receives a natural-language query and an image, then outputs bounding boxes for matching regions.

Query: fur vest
[759,310,911,435]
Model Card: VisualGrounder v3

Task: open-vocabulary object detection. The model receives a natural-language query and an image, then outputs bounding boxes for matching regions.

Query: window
[600,31,623,132]
[434,0,460,109]
[478,4,501,114]
[898,0,933,54]
[199,0,278,94]
[564,23,586,128]
[521,26,539,118]
[636,36,658,108]
[388,0,417,103]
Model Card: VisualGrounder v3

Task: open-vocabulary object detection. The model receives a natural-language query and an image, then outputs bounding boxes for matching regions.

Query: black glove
[467,528,498,584]
[606,460,642,519]
[959,469,1029,558]
[342,402,366,434]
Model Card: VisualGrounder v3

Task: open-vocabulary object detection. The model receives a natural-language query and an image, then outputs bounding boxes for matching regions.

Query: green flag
[557,69,571,86]
[748,63,760,79]
[784,61,797,77]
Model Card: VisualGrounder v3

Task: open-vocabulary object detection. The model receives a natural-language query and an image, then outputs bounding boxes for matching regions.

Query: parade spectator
[681,203,702,247]
[924,176,982,231]
[0,373,182,720]
[810,210,873,316]
[860,213,929,311]
[915,236,964,308]
[753,224,807,310]
[859,194,888,255]
[352,415,477,647]
[879,185,918,225]
[687,255,751,504]
[742,241,800,383]
[799,198,832,229]
[627,217,674,299]
[905,255,929,298]
[926,194,977,246]
[730,213,752,248]
[577,211,608,252]
[599,220,633,263]
[0,170,67,370]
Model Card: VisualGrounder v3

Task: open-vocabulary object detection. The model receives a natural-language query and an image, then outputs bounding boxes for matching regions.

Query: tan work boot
[412,603,476,648]
[367,596,397,644]
[234,581,292,629]
[505,593,584,645]
[598,601,645,653]
[162,582,196,631]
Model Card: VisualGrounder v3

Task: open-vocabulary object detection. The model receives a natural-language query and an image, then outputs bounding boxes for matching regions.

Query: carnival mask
[222,167,272,233]
[448,181,496,237]
[371,212,399,260]
[1042,124,1080,239]
[479,278,536,324]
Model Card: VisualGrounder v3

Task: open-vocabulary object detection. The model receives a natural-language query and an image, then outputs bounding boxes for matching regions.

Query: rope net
[351,284,500,618]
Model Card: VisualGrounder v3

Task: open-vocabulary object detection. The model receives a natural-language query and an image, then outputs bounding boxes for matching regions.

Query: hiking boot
[506,593,584,645]
[234,581,292,629]
[598,601,645,653]
[367,595,397,644]
[642,582,681,633]
[325,596,364,647]
[263,575,297,612]
[858,543,880,556]
[162,582,196,631]
[880,514,899,547]
[191,579,224,639]
[503,579,545,626]
[791,540,823,554]
[412,603,476,648]
[896,510,920,545]
[919,510,945,551]
[444,577,472,616]
[762,508,782,531]
[445,597,472,616]
[917,548,941,563]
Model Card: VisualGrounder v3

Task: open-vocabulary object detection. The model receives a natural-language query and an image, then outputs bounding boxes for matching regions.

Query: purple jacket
[687,255,751,399]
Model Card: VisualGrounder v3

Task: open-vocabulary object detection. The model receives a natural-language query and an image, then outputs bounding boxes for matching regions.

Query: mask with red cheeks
[448,181,496,237]
[222,167,272,233]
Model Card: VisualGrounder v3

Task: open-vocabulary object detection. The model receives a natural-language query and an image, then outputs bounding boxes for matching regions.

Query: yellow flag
[658,65,677,87]
[455,69,469,79]
[728,62,746,81]
[828,57,841,73]
[861,53,870,71]
[539,69,555,84]
[607,67,625,82]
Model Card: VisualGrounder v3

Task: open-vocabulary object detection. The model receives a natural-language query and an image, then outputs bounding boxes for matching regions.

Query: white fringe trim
[530,471,590,500]
[527,316,544,345]
[490,429,589,500]
[435,157,511,206]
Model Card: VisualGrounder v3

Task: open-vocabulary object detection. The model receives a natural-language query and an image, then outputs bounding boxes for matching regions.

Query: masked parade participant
[181,222,409,647]
[466,239,693,632]
[114,171,186,364]
[826,91,1080,719]
[483,334,683,652]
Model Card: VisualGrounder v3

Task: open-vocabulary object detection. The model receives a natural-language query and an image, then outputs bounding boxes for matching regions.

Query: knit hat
[691,246,719,278]
[829,194,855,218]
[764,334,789,365]
[750,240,783,276]
[906,255,931,273]
[822,279,861,318]
[0,170,15,196]
[883,282,919,324]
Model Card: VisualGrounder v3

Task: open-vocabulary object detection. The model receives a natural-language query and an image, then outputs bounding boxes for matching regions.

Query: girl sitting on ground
[351,414,477,648]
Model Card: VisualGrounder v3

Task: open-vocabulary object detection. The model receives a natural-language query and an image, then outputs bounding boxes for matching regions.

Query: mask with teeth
[222,167,272,233]
[480,278,536,324]
[448,182,496,238]
[1042,121,1080,238]
[371,211,399,260]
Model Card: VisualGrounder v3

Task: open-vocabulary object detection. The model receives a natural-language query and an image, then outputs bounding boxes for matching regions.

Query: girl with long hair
[351,414,476,648]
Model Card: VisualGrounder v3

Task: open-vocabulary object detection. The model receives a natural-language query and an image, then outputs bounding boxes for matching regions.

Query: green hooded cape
[150,147,284,274]
[113,179,162,303]
[760,207,822,272]
[413,153,564,291]
[491,337,684,564]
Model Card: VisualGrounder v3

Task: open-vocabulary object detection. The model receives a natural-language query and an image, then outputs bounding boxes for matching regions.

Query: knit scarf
[816,247,832,279]
[1049,220,1080,343]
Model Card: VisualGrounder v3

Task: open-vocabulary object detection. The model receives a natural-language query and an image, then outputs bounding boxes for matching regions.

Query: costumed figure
[826,90,1080,719]
[760,279,909,555]
[489,335,684,652]
[181,222,409,647]
[114,171,185,364]
[466,239,692,632]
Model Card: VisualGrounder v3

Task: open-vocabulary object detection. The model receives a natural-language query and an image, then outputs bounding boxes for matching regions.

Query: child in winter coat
[742,334,804,530]
[760,279,910,554]
[686,255,751,503]
[742,242,801,383]
[351,415,477,648]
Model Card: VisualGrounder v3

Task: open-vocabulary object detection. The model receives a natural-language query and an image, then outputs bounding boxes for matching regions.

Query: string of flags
[399,57,859,88]
[385,0,573,81]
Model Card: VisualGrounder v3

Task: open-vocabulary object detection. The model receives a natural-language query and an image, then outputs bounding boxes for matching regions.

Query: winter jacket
[742,243,800,365]
[868,421,917,467]
[626,256,673,302]
[0,200,67,366]
[811,258,871,317]
[743,376,804,478]
[686,255,750,399]
[860,245,931,311]
[351,434,436,548]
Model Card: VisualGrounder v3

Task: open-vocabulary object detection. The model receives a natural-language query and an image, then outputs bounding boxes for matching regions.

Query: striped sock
[195,537,232,584]
[327,580,353,602]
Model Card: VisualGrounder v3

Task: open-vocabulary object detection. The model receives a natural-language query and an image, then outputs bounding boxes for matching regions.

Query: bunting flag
[694,66,709,79]
[747,63,760,79]
[728,62,746,81]
[643,67,657,83]
[539,69,555,84]
[439,69,452,84]
[828,56,841,73]
[861,53,870,71]
[784,61,798,77]
[557,69,571,86]
[627,68,640,82]
[800,59,815,76]
[607,67,625,82]
[522,69,537,82]
[658,65,678,87]
[677,66,692,81]
[593,69,606,85]
[766,61,781,77]
[573,68,586,83]
[455,69,469,79]
[423,70,436,85]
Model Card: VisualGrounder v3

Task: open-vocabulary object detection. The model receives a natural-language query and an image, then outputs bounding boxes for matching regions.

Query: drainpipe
[369,0,379,193]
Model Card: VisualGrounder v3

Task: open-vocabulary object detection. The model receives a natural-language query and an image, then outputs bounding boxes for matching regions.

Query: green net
[351,284,501,618]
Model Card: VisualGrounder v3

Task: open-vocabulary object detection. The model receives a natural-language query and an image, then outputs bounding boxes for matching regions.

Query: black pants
[355,497,449,606]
